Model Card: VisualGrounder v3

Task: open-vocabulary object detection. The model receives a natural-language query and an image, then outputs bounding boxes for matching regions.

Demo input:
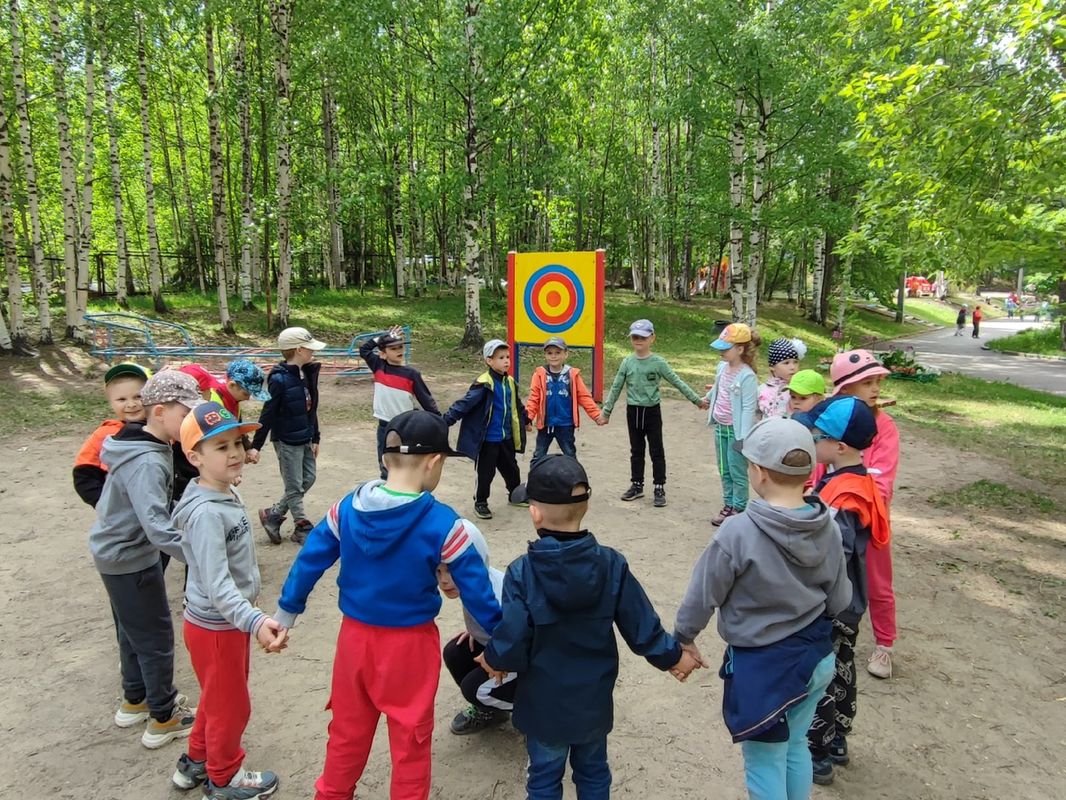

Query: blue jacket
[251,361,321,449]
[443,370,528,458]
[484,531,681,745]
[275,481,501,633]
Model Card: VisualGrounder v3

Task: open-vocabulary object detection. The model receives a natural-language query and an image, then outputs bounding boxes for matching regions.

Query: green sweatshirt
[602,353,702,417]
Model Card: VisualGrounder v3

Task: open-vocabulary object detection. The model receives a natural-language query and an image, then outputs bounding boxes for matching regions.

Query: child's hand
[256,618,287,652]
[231,475,243,487]
[670,649,702,682]
[704,383,714,391]
[268,627,290,653]
[681,641,708,668]
[601,415,610,426]
[246,448,260,464]
[526,423,533,432]
[310,443,320,458]
[388,325,405,341]
[456,631,476,652]
[474,652,508,685]
[697,398,710,410]
[595,415,606,426]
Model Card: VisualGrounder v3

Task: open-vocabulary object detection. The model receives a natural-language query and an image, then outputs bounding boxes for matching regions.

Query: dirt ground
[2,367,1065,800]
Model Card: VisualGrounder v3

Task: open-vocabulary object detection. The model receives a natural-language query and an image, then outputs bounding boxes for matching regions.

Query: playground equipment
[85,312,407,378]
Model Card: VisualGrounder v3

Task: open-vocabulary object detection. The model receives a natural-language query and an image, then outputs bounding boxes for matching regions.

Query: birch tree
[100,44,130,307]
[76,0,96,336]
[167,63,206,294]
[236,27,255,307]
[205,13,233,332]
[136,13,166,312]
[0,102,29,348]
[322,84,344,290]
[459,0,483,348]
[727,91,747,322]
[270,0,293,328]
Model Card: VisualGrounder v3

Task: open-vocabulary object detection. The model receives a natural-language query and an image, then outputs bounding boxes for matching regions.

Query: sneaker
[653,486,666,508]
[115,691,188,728]
[172,753,208,790]
[259,508,284,545]
[449,704,508,735]
[867,645,893,679]
[141,698,196,749]
[508,498,530,508]
[474,502,493,520]
[203,768,279,800]
[711,506,734,527]
[812,756,834,785]
[291,518,312,545]
[829,735,850,766]
[620,483,644,501]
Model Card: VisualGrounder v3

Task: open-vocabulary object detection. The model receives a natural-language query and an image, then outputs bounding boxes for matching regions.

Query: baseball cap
[483,339,508,358]
[793,396,877,451]
[104,362,151,385]
[377,331,407,348]
[711,322,753,351]
[543,336,568,350]
[829,350,889,395]
[277,326,327,350]
[629,319,654,337]
[226,359,271,401]
[788,369,827,397]
[180,400,261,454]
[509,454,591,505]
[733,416,815,476]
[140,370,204,409]
[383,410,461,456]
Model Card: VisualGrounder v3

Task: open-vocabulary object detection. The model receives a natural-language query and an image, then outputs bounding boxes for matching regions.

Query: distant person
[954,305,967,336]
[972,305,983,338]
[1005,298,1016,319]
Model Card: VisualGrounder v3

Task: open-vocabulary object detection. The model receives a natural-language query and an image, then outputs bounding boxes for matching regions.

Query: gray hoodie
[173,480,265,635]
[88,424,185,575]
[675,497,851,648]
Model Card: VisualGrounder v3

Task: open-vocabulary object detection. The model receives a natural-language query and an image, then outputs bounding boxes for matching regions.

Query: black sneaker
[653,486,666,507]
[449,704,508,735]
[620,483,644,501]
[259,508,284,545]
[812,756,834,785]
[474,502,493,520]
[290,519,312,545]
[172,753,207,789]
[829,735,849,765]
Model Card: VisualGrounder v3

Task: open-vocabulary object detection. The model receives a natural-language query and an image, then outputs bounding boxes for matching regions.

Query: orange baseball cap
[180,401,261,454]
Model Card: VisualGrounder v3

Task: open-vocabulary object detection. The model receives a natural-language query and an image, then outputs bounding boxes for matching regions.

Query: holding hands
[669,641,708,683]
[474,651,508,685]
[256,617,290,654]
[697,398,710,410]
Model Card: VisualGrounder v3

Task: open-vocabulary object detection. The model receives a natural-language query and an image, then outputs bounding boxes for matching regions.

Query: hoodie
[87,422,186,575]
[275,481,500,634]
[674,497,850,648]
[484,531,681,745]
[173,480,265,635]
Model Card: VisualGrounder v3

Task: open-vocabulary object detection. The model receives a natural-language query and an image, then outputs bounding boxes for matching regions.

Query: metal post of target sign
[506,250,606,402]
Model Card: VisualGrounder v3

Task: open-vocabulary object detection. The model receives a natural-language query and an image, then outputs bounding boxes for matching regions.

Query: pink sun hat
[830,349,890,395]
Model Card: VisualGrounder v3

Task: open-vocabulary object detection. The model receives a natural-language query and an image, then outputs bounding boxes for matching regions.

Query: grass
[931,479,1057,515]
[903,299,960,326]
[986,326,1065,357]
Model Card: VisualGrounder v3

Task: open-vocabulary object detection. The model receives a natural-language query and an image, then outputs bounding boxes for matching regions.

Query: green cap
[104,362,151,385]
[788,369,827,397]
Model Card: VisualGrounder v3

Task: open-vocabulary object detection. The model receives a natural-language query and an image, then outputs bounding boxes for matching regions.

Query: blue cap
[792,396,877,451]
[226,359,270,401]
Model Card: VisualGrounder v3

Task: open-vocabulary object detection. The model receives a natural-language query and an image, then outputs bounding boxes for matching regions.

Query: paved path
[885,320,1066,397]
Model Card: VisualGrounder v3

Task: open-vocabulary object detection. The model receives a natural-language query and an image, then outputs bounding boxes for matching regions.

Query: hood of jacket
[527,532,605,611]
[348,481,438,558]
[744,497,837,568]
[101,421,172,474]
[172,478,241,529]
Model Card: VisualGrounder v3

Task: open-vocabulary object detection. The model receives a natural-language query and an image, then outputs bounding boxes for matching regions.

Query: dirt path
[2,373,1064,800]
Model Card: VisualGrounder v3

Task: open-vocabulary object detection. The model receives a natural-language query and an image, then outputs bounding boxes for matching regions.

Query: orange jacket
[525,365,601,430]
[820,471,892,549]
[74,419,123,470]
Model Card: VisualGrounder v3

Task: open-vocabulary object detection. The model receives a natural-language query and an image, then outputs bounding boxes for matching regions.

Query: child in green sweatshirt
[602,319,709,507]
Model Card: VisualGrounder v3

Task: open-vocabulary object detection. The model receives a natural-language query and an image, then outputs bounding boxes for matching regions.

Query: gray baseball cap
[483,339,508,358]
[629,319,654,337]
[733,416,815,476]
[140,370,204,409]
[543,336,568,350]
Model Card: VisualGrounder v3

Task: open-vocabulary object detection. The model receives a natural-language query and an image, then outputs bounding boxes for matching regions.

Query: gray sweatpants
[271,441,317,521]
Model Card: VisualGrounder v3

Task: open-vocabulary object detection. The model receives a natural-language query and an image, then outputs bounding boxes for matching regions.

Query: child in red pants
[275,410,501,800]
[171,402,288,799]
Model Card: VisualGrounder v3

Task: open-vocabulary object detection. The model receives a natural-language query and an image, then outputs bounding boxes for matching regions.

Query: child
[443,338,529,520]
[171,402,287,799]
[480,454,698,799]
[793,396,890,786]
[954,305,967,336]
[273,409,501,800]
[525,336,603,465]
[601,319,708,508]
[358,324,439,479]
[972,305,983,338]
[249,326,326,545]
[829,350,899,679]
[787,369,826,416]
[179,359,271,419]
[87,370,202,748]
[673,416,851,800]
[705,323,761,526]
[438,528,516,736]
[758,338,806,419]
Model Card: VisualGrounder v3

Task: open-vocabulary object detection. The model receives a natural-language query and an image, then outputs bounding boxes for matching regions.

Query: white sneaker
[867,645,893,679]
[114,692,188,728]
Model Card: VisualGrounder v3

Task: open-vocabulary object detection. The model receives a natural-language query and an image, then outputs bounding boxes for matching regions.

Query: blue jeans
[740,652,835,800]
[532,425,577,465]
[526,736,611,800]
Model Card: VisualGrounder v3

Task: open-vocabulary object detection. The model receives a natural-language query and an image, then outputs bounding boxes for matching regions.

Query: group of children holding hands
[76,312,901,800]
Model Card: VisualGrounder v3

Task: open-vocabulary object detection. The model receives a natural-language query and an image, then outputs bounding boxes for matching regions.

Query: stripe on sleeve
[441,522,471,563]
[327,501,341,539]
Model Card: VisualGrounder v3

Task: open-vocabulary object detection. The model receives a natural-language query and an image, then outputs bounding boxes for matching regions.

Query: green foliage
[987,326,1065,357]
[931,480,1057,516]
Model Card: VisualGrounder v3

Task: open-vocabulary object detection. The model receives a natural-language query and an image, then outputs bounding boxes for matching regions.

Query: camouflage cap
[140,369,204,409]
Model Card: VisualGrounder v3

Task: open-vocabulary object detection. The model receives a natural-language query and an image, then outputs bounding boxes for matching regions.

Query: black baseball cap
[378,331,407,348]
[510,454,591,505]
[383,410,460,456]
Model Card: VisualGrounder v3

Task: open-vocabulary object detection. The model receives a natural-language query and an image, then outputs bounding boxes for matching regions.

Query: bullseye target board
[507,250,605,400]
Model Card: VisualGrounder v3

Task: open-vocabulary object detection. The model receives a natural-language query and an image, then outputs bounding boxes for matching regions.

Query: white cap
[483,339,508,358]
[278,327,326,350]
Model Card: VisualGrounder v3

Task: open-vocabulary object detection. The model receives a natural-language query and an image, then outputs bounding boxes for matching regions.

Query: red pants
[866,542,897,647]
[183,621,251,786]
[315,617,441,800]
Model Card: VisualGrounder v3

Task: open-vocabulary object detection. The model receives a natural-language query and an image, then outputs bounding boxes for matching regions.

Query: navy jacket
[484,531,681,745]
[251,361,321,449]
[443,370,528,458]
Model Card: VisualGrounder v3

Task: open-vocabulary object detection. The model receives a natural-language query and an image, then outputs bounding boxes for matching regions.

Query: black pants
[376,420,389,480]
[808,618,859,759]
[442,634,516,711]
[475,440,521,503]
[626,404,665,486]
[99,561,178,722]
[972,321,980,338]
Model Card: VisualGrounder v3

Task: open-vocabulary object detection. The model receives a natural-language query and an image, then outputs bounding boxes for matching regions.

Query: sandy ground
[1,369,1065,800]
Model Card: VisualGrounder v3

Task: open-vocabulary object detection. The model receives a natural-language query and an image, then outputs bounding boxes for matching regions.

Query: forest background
[0,0,1063,350]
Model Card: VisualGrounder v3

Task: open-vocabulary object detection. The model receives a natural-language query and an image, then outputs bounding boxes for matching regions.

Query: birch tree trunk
[236,29,255,306]
[101,47,130,307]
[205,16,233,333]
[810,229,826,323]
[76,0,96,336]
[745,94,769,327]
[0,103,29,347]
[167,64,206,294]
[647,31,661,302]
[270,0,293,328]
[49,0,83,338]
[459,0,483,349]
[728,91,747,322]
[136,14,166,312]
[322,85,344,290]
